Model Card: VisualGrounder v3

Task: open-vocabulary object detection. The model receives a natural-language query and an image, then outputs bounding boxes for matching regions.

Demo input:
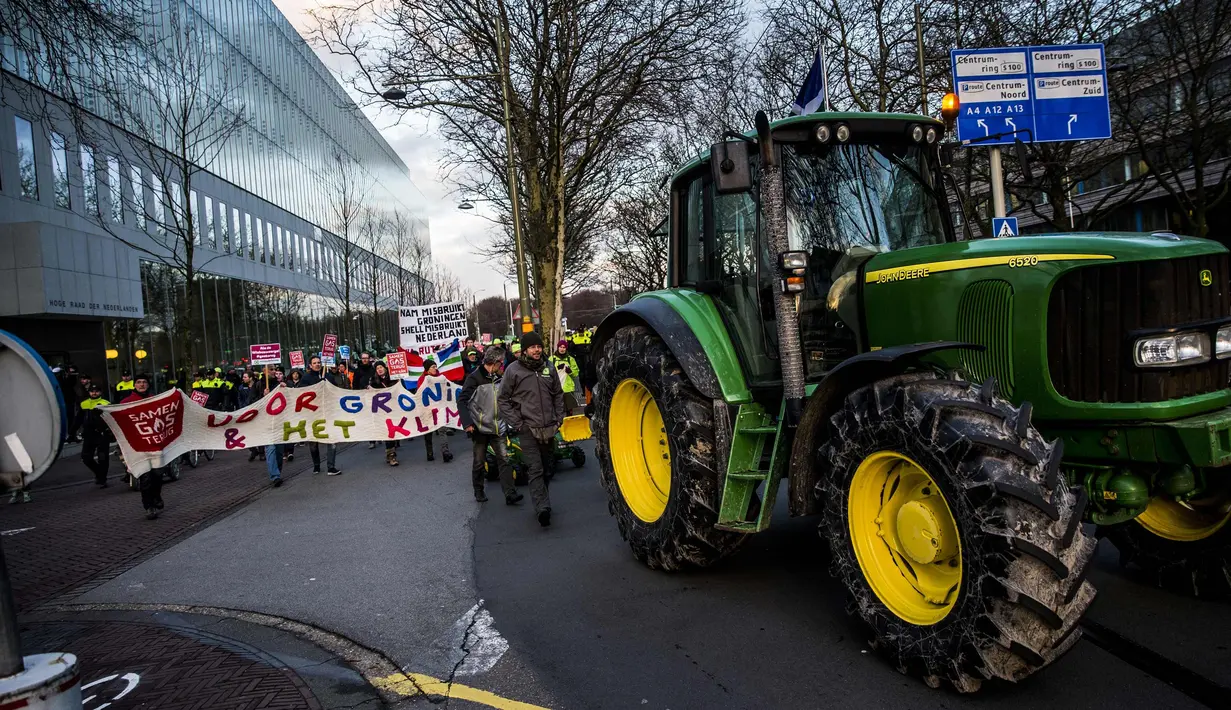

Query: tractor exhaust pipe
[755,111,806,427]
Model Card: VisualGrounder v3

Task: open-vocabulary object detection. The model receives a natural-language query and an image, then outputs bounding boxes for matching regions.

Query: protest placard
[250,343,281,365]
[399,302,469,350]
[289,350,304,368]
[386,350,408,377]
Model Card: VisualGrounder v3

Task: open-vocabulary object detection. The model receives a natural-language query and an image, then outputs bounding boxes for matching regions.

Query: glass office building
[0,0,428,391]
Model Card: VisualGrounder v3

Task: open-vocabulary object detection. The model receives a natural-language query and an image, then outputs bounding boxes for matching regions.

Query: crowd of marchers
[46,334,586,529]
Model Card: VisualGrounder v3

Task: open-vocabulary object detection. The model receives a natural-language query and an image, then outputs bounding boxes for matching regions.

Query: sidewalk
[19,607,384,709]
[2,447,323,611]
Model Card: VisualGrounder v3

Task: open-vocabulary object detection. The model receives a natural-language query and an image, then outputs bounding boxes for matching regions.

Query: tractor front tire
[593,325,747,571]
[1100,497,1231,598]
[819,372,1096,692]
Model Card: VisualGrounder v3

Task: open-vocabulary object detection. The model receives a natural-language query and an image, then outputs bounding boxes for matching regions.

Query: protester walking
[79,382,112,488]
[68,372,92,442]
[415,360,453,463]
[497,332,563,526]
[549,340,582,414]
[366,361,401,466]
[300,356,341,474]
[459,347,521,504]
[119,374,168,519]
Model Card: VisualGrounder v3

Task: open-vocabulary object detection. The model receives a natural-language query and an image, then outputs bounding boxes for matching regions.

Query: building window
[205,195,216,249]
[15,116,38,199]
[245,212,254,259]
[267,222,275,267]
[50,133,70,208]
[81,144,98,218]
[256,217,265,262]
[276,225,285,268]
[130,165,145,230]
[151,176,165,236]
[108,156,122,223]
[219,201,230,252]
[232,207,241,254]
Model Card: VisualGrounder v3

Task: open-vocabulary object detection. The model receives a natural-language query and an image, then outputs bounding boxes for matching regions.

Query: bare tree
[604,179,669,295]
[90,5,247,368]
[320,146,371,345]
[309,0,744,344]
[385,211,434,305]
[1112,0,1231,239]
[357,208,389,346]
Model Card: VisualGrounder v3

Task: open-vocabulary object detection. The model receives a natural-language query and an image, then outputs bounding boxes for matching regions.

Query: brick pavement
[1,448,318,611]
[20,618,325,710]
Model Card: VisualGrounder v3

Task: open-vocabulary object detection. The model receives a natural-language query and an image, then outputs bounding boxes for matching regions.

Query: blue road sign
[338,344,351,359]
[992,217,1019,238]
[951,44,1110,145]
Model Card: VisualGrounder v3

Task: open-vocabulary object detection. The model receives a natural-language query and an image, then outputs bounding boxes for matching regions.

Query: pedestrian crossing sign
[992,217,1019,238]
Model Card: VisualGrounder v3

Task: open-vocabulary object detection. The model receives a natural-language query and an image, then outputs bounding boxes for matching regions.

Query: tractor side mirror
[940,142,956,167]
[1015,138,1034,184]
[710,140,753,194]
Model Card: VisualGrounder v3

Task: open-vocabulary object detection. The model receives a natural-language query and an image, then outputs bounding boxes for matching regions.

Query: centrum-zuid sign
[950,43,1111,145]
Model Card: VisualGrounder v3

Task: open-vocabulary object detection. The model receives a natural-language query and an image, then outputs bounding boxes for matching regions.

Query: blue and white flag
[790,49,830,116]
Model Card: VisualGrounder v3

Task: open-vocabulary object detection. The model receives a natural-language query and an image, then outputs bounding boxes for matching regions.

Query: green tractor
[590,110,1231,692]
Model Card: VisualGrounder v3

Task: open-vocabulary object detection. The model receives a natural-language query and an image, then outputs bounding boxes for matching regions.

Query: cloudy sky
[271,0,509,301]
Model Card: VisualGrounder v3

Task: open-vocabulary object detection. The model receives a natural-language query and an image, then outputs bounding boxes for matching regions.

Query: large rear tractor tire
[593,325,748,570]
[1100,491,1231,598]
[819,371,1096,692]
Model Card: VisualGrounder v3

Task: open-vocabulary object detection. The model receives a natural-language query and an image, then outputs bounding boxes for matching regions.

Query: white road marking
[1,527,34,536]
[451,601,509,676]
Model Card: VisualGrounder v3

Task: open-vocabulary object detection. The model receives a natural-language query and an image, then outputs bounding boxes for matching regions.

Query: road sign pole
[989,146,1007,219]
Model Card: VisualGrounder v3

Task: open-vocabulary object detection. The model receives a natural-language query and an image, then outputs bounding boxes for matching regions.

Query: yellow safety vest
[80,397,110,410]
[115,381,134,392]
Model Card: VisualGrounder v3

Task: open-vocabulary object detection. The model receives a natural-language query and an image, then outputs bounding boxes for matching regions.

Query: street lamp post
[383,5,534,335]
[493,3,533,334]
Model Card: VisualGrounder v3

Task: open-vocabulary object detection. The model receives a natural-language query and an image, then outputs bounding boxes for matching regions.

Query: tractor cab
[670,113,952,387]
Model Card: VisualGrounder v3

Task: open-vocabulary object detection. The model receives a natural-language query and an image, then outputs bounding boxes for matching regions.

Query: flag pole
[821,46,831,113]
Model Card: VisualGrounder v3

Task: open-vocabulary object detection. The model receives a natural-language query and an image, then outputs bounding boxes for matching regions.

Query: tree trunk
[551,144,567,344]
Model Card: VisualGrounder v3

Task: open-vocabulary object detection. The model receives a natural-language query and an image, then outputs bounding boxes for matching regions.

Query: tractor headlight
[1217,325,1231,358]
[910,124,925,142]
[1134,332,1211,368]
[815,123,831,143]
[779,251,808,293]
[926,126,938,144]
[835,124,851,142]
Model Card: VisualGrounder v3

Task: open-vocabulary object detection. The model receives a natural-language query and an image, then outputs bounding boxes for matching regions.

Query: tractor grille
[958,280,1016,399]
[1047,253,1231,403]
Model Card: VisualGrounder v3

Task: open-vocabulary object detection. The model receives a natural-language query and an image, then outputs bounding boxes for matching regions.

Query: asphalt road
[475,442,1230,709]
[62,438,1230,709]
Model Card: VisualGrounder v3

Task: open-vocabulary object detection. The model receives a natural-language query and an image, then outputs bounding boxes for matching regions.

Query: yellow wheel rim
[609,378,672,523]
[848,451,963,625]
[1136,497,1231,542]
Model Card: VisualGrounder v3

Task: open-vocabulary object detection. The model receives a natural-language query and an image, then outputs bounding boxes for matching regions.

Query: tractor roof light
[926,126,938,144]
[815,123,831,143]
[911,124,925,143]
[835,124,851,142]
[941,92,960,130]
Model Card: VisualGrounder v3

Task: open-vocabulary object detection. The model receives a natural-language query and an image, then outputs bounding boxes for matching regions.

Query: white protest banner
[101,376,463,476]
[399,302,469,350]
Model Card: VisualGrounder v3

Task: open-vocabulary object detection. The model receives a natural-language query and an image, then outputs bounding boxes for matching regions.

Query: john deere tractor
[590,110,1231,692]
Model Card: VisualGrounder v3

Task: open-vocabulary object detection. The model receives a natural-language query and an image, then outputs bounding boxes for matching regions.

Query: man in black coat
[497,331,564,526]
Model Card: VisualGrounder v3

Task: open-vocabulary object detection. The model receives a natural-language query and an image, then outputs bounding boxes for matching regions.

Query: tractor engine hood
[859,232,1231,423]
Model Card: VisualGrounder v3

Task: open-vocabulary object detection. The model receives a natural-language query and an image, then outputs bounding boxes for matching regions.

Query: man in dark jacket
[119,374,167,519]
[79,382,112,487]
[459,347,521,504]
[497,331,563,526]
[298,356,341,474]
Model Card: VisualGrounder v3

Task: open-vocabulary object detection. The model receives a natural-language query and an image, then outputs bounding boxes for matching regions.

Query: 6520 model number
[1007,255,1040,268]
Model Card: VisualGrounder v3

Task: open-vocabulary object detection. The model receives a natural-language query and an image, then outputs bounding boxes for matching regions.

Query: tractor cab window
[783,142,950,377]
